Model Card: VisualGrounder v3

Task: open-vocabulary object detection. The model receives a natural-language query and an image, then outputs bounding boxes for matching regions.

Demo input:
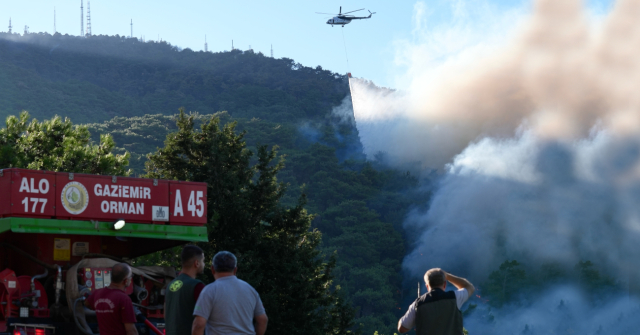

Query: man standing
[165,245,206,335]
[398,269,475,335]
[191,251,268,335]
[85,263,138,335]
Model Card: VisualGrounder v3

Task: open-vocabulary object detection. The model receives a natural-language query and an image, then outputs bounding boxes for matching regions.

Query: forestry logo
[152,206,169,221]
[61,181,89,215]
[169,280,183,292]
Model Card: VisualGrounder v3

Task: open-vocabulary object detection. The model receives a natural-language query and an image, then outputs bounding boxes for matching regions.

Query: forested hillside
[0,32,423,334]
[0,32,346,123]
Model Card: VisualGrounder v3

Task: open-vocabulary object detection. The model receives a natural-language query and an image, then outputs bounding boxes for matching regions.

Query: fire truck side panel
[35,234,103,268]
[169,182,208,226]
[0,168,208,334]
[0,233,102,277]
[11,170,56,219]
[55,173,171,224]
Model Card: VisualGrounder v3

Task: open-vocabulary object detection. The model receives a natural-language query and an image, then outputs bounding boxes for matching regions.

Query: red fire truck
[0,169,208,335]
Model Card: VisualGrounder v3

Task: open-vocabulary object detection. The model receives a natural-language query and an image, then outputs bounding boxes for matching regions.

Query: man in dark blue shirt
[164,245,206,335]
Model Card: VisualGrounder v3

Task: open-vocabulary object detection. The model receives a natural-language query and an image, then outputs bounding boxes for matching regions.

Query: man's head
[424,268,446,291]
[211,251,237,275]
[181,245,205,274]
[111,263,132,287]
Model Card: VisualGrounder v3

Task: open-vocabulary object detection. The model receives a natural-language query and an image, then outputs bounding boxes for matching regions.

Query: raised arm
[445,272,475,296]
[397,320,411,333]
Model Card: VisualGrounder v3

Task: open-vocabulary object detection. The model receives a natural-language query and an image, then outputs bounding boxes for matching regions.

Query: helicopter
[316,7,376,27]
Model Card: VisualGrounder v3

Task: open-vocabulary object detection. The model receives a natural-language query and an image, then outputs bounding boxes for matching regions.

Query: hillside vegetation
[0,32,346,123]
[0,32,423,334]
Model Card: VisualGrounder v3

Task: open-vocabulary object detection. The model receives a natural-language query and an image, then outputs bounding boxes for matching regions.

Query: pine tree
[145,110,356,335]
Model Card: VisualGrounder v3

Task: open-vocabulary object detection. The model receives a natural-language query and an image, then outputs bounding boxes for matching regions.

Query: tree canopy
[144,111,356,335]
[0,32,348,124]
[0,111,129,175]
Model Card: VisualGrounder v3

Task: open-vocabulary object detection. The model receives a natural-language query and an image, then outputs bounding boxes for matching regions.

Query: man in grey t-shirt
[192,251,268,335]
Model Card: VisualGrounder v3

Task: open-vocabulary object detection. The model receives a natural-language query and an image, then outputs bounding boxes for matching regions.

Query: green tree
[145,110,356,335]
[0,111,129,174]
[575,260,615,292]
[483,260,527,307]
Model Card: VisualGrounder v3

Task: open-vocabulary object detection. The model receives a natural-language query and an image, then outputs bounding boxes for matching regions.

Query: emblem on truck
[61,181,89,214]
[152,206,170,221]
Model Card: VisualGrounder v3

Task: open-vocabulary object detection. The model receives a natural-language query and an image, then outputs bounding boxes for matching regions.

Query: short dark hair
[212,251,237,273]
[111,263,131,284]
[181,245,204,267]
[425,268,446,288]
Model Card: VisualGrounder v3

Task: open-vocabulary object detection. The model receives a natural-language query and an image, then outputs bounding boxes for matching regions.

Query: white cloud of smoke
[350,0,640,331]
[352,0,640,168]
[403,130,640,279]
[330,95,356,126]
[466,286,640,333]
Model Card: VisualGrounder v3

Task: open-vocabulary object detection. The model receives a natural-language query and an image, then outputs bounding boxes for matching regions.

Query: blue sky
[1,0,614,88]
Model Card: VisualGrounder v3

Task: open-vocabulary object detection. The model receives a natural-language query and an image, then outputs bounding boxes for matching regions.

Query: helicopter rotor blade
[315,12,338,15]
[342,8,365,14]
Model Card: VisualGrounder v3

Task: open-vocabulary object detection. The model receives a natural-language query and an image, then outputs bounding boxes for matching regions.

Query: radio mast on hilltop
[80,0,84,37]
[205,35,208,52]
[24,25,29,35]
[86,1,91,36]
[8,18,12,34]
[130,19,133,38]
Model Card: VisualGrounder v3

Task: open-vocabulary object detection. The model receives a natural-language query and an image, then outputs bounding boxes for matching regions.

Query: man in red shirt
[85,263,138,335]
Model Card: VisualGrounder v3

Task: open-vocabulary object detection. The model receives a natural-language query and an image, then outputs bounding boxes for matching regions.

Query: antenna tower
[24,25,29,35]
[271,44,273,58]
[130,19,133,38]
[232,40,234,50]
[80,0,84,37]
[86,1,91,36]
[204,35,208,52]
[8,18,11,34]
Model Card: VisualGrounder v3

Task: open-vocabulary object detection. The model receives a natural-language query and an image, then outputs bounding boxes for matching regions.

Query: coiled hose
[73,295,98,335]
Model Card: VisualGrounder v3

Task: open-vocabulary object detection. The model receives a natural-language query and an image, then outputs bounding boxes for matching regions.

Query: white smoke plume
[331,95,356,126]
[466,287,640,333]
[351,0,640,274]
[351,0,640,169]
[350,0,640,331]
[403,130,640,279]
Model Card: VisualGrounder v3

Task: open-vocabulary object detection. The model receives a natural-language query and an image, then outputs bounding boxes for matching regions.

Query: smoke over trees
[351,0,640,333]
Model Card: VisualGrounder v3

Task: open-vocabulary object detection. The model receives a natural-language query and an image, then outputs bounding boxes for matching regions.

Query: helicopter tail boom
[347,10,375,20]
